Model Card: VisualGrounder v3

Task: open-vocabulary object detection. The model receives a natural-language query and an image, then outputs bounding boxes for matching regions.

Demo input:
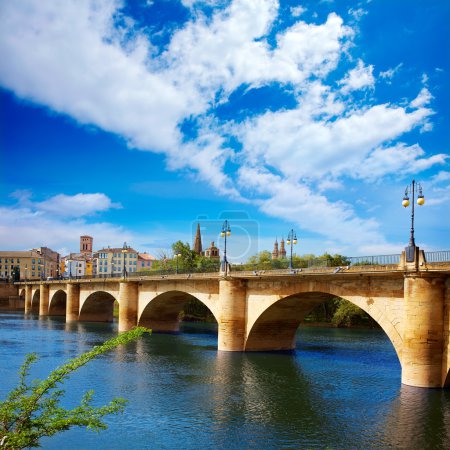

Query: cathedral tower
[193,223,203,255]
[272,239,279,260]
[279,237,287,259]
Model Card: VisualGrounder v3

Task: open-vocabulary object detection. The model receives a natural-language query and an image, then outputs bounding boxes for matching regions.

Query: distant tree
[247,250,272,265]
[172,241,197,272]
[0,327,150,449]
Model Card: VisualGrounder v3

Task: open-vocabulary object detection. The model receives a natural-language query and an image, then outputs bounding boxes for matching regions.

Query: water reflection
[1,313,449,449]
[382,385,450,449]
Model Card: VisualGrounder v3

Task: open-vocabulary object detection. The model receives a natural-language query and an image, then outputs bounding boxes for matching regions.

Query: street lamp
[220,220,231,275]
[286,229,298,271]
[175,252,182,274]
[122,243,128,278]
[24,264,28,282]
[402,179,425,261]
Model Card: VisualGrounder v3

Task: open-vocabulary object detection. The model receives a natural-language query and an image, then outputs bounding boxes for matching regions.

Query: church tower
[80,235,93,257]
[279,237,287,259]
[193,223,203,255]
[272,239,279,260]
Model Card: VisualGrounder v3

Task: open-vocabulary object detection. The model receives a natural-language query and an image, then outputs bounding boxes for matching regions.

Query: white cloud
[237,101,434,181]
[0,194,155,254]
[355,144,447,181]
[410,87,433,108]
[379,63,403,82]
[35,193,121,217]
[348,8,367,21]
[431,171,450,184]
[290,5,307,17]
[340,59,375,93]
[0,0,445,254]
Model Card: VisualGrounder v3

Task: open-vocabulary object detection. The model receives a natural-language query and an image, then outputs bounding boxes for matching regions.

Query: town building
[204,241,220,259]
[94,243,138,276]
[62,236,94,278]
[138,252,156,271]
[0,247,60,281]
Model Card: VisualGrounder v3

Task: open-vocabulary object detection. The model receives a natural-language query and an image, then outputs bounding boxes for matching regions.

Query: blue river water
[0,312,449,449]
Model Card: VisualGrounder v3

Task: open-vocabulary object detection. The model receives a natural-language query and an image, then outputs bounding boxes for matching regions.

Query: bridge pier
[402,274,445,388]
[24,285,32,314]
[66,283,80,322]
[119,281,138,332]
[39,284,49,317]
[218,279,246,351]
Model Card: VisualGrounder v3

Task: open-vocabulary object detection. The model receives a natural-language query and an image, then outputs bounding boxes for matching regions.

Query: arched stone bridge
[17,254,450,389]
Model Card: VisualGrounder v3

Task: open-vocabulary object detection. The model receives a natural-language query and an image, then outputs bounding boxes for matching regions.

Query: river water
[0,312,449,449]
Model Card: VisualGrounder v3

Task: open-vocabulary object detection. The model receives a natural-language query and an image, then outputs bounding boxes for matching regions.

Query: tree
[0,327,150,449]
[172,241,197,272]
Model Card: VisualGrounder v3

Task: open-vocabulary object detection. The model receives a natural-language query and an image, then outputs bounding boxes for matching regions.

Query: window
[17,259,20,263]
[32,259,35,263]
[32,265,35,270]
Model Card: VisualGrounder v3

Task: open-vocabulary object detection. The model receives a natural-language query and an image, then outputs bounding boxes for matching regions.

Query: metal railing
[346,254,401,266]
[424,251,450,263]
[15,250,450,283]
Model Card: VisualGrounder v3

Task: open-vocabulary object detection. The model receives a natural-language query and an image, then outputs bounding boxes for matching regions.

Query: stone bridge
[16,251,450,389]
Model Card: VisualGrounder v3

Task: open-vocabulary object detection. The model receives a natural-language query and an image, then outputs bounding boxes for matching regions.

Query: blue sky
[0,0,449,261]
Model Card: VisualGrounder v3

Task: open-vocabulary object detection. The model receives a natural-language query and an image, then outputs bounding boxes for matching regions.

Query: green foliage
[240,251,350,270]
[172,241,198,272]
[304,297,378,328]
[0,327,150,449]
[181,298,216,322]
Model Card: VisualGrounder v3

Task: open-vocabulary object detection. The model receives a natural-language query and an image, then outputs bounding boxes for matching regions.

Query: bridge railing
[424,251,450,263]
[346,254,401,266]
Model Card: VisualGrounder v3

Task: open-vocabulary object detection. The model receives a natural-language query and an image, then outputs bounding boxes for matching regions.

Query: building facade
[138,252,156,271]
[95,243,138,276]
[204,241,220,259]
[0,249,59,281]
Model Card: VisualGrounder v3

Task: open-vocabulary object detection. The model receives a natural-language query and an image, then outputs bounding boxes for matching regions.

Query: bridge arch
[245,290,403,362]
[79,291,117,323]
[49,290,67,316]
[31,289,40,314]
[138,290,218,333]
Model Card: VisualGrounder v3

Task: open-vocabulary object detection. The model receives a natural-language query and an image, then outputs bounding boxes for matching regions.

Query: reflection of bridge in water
[17,248,450,389]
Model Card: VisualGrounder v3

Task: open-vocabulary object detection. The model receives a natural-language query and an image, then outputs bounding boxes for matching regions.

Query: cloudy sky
[0,0,449,260]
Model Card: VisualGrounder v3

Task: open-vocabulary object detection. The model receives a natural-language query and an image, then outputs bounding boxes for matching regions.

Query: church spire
[193,223,203,255]
[272,238,279,260]
[279,237,287,259]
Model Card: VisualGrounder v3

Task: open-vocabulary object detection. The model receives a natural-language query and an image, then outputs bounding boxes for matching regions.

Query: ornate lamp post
[402,179,425,262]
[24,264,28,282]
[121,243,128,278]
[286,229,297,271]
[220,220,231,275]
[175,252,181,274]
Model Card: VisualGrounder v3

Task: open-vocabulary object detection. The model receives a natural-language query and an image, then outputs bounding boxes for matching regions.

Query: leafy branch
[0,327,151,449]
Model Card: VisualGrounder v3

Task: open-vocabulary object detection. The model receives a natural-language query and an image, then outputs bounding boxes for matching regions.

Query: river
[0,312,449,449]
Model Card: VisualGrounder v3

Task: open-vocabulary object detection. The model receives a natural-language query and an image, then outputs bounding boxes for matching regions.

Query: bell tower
[272,239,279,260]
[80,235,93,257]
